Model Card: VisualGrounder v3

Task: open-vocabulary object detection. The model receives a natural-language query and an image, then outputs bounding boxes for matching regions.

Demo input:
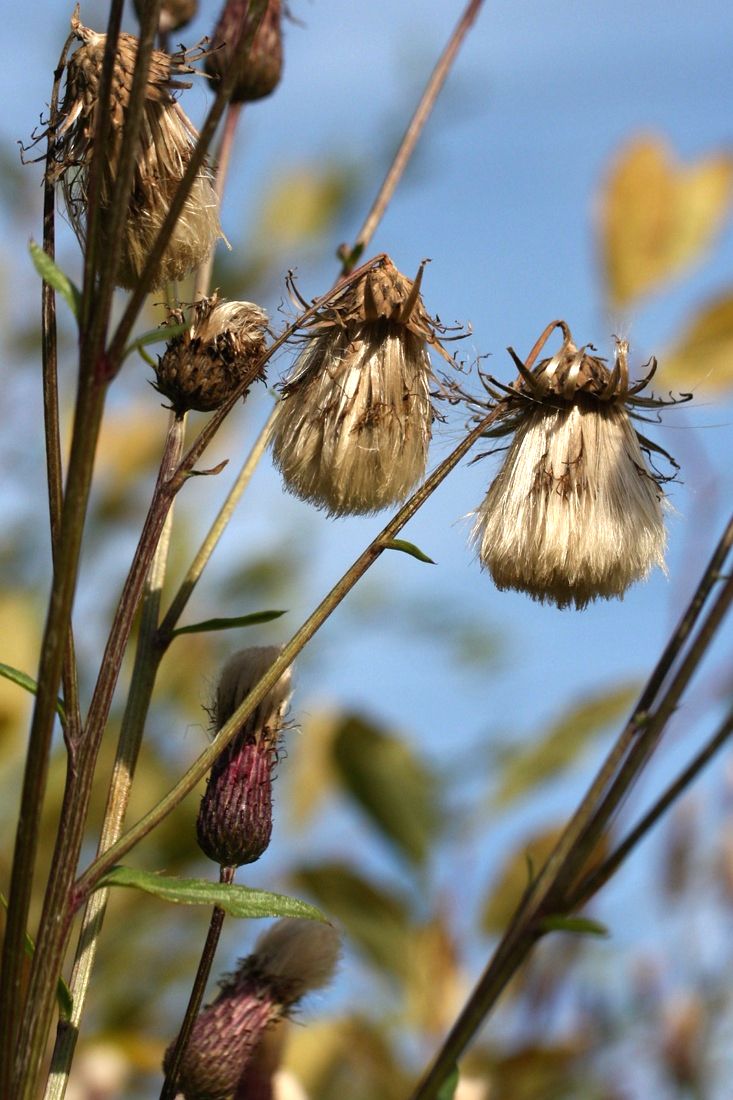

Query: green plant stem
[159,405,276,643]
[348,0,485,267]
[0,374,107,1093]
[41,29,82,748]
[74,402,504,895]
[408,516,733,1100]
[14,417,185,1100]
[194,102,243,302]
[160,866,235,1100]
[43,452,179,1100]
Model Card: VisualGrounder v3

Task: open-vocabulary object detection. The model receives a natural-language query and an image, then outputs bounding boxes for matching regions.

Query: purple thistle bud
[196,647,291,868]
[205,0,284,103]
[171,919,340,1100]
[133,0,198,34]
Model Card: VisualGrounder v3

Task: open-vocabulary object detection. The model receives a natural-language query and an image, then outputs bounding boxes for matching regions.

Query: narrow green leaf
[97,866,325,921]
[381,538,435,565]
[0,662,65,722]
[0,893,73,1020]
[170,610,287,638]
[538,915,609,938]
[29,240,81,320]
[436,1067,460,1100]
[124,321,188,362]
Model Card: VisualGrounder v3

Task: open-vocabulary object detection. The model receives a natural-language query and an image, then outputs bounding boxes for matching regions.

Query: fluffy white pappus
[253,918,341,1003]
[214,646,292,735]
[472,401,667,609]
[270,322,433,516]
[115,105,222,289]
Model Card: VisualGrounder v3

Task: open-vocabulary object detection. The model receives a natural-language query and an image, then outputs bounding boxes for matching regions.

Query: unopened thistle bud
[206,0,284,103]
[154,295,269,414]
[471,323,689,609]
[270,256,443,516]
[170,919,340,1100]
[51,16,222,289]
[133,0,198,34]
[196,647,291,868]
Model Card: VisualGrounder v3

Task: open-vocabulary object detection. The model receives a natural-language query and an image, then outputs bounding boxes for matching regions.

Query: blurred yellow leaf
[285,709,340,827]
[0,593,41,762]
[403,915,465,1036]
[481,826,608,935]
[285,1016,409,1100]
[600,136,733,308]
[663,291,733,390]
[256,162,356,252]
[493,683,638,808]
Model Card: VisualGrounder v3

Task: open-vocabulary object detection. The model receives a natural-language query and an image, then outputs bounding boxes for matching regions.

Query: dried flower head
[154,295,269,414]
[470,322,690,609]
[133,0,198,34]
[170,919,340,1100]
[50,15,222,289]
[206,0,284,102]
[196,647,291,868]
[270,256,446,516]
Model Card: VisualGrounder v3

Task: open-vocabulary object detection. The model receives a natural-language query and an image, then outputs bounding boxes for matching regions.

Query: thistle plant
[2,3,733,1100]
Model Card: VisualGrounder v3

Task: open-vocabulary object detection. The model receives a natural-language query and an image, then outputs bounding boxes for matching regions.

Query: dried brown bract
[206,0,284,102]
[470,322,690,609]
[270,255,449,517]
[50,15,222,289]
[154,295,268,414]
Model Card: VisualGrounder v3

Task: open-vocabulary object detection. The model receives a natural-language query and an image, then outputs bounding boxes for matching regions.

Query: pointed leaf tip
[382,538,436,564]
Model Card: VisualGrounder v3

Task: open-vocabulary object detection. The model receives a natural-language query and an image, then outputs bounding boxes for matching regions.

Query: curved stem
[15,417,185,1100]
[194,102,243,302]
[347,0,485,268]
[407,516,733,1100]
[160,866,235,1100]
[75,401,504,895]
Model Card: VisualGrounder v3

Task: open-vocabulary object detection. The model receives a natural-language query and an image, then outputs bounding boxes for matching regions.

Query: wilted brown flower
[133,0,198,34]
[206,0,284,102]
[470,322,689,609]
[51,15,222,289]
[154,295,268,415]
[270,256,446,516]
[170,919,340,1100]
[196,647,291,868]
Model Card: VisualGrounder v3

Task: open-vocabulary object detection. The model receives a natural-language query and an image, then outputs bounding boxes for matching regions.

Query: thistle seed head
[470,324,688,609]
[51,16,223,289]
[270,256,440,516]
[196,647,291,868]
[154,295,269,414]
[170,919,340,1100]
[206,0,284,103]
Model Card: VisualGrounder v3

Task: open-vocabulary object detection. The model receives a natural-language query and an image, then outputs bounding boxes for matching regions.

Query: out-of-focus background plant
[2,2,733,1098]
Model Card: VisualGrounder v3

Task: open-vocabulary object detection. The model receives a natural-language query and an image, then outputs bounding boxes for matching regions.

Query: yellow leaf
[256,163,355,251]
[599,136,733,308]
[663,291,733,391]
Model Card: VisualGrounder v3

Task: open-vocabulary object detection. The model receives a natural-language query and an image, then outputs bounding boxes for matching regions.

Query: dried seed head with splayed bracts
[49,15,222,289]
[169,918,340,1100]
[196,647,292,869]
[270,255,449,517]
[154,295,269,415]
[206,0,284,103]
[470,322,691,609]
